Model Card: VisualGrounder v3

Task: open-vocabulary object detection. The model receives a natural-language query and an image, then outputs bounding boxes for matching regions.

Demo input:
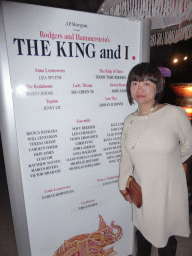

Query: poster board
[0,1,150,255]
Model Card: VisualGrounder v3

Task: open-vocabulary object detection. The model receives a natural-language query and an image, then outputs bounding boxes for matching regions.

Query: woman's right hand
[120,189,133,204]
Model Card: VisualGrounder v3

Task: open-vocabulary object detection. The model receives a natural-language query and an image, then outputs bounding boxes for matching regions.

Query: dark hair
[127,62,165,105]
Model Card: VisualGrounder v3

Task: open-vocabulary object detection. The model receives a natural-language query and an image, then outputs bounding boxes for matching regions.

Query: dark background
[151,37,192,84]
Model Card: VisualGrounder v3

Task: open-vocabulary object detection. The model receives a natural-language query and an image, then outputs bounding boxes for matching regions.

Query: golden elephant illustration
[53,215,123,256]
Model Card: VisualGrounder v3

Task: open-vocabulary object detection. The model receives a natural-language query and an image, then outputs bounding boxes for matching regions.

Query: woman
[119,63,192,256]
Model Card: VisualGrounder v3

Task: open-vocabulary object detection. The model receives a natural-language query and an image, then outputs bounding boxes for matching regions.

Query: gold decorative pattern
[53,215,123,256]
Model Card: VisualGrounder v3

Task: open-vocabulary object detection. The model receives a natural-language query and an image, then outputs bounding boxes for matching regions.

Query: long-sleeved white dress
[119,104,192,247]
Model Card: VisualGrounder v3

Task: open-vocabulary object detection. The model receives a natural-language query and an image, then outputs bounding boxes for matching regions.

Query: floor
[0,162,192,256]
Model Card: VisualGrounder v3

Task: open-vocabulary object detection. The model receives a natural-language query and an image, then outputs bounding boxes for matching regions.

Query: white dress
[119,104,192,247]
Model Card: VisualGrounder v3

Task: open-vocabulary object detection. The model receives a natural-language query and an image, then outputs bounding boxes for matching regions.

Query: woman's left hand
[120,189,133,203]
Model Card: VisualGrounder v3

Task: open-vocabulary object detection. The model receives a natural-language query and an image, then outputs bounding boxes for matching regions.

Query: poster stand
[0,1,150,255]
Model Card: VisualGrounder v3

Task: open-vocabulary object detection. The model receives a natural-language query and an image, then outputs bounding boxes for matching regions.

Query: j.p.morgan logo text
[65,21,87,29]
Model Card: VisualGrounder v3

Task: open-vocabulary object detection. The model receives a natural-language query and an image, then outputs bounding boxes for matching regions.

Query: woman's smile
[136,95,145,98]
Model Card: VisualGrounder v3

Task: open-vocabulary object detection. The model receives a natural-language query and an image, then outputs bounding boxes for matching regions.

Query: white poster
[1,1,141,255]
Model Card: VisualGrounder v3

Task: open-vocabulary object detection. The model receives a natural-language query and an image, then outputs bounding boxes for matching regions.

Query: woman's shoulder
[124,111,136,121]
[166,104,187,116]
[165,104,189,124]
[123,111,136,127]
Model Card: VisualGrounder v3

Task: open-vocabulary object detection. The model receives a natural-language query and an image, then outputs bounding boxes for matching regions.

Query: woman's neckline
[135,103,169,118]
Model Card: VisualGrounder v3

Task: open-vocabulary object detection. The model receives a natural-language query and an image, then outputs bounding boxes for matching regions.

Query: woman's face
[130,80,157,106]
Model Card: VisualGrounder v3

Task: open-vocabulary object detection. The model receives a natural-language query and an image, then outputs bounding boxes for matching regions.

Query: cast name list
[67,123,102,170]
[26,129,61,177]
